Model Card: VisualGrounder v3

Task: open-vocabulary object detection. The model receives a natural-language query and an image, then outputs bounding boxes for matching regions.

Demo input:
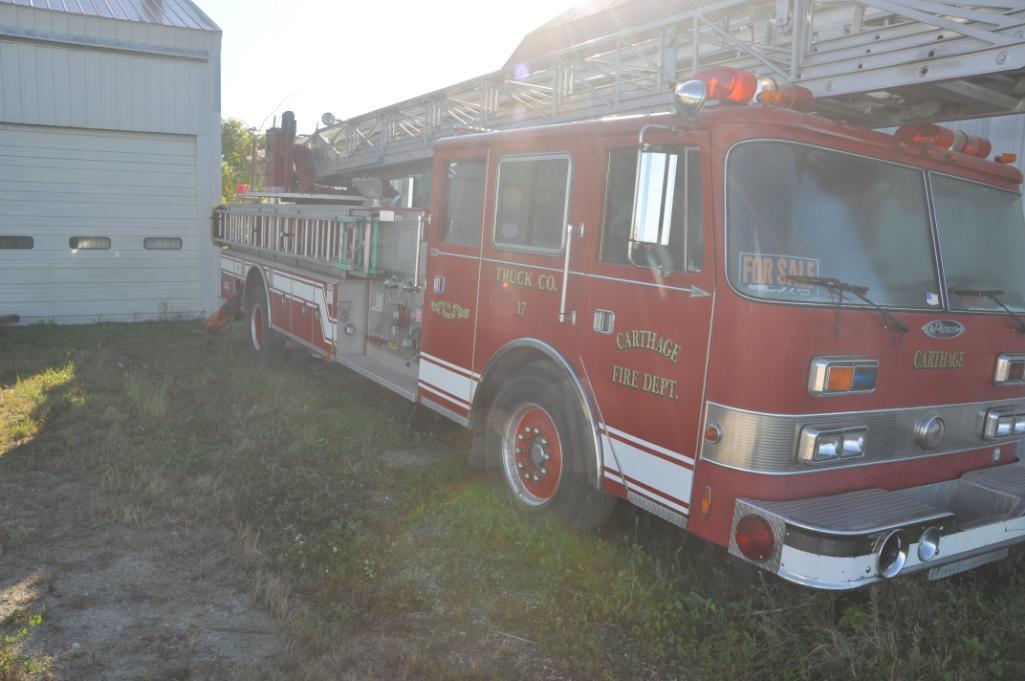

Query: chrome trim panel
[703,398,1025,474]
[420,396,471,428]
[628,490,687,529]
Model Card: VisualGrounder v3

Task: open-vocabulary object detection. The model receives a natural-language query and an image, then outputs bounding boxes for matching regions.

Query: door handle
[593,309,615,334]
[559,223,581,325]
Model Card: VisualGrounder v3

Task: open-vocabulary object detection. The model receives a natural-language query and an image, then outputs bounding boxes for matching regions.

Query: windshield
[727,141,941,309]
[933,174,1025,312]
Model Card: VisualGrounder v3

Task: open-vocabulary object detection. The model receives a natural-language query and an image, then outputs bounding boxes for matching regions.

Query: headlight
[995,354,1025,385]
[799,426,868,464]
[983,409,1025,440]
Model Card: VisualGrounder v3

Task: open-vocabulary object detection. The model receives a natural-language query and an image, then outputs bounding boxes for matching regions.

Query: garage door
[0,123,200,323]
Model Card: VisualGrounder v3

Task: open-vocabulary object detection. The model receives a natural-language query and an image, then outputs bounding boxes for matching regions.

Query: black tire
[483,361,617,530]
[247,281,283,360]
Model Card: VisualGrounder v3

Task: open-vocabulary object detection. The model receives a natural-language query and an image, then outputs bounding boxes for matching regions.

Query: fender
[243,264,272,327]
[473,338,605,489]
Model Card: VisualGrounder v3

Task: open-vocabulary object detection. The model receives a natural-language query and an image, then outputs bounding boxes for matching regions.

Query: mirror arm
[627,239,642,268]
[637,124,685,150]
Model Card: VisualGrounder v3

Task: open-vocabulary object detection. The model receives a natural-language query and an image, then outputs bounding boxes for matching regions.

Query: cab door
[472,140,597,385]
[578,131,716,526]
[419,151,488,422]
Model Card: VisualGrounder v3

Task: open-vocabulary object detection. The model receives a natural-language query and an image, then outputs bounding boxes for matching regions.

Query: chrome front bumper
[729,461,1025,589]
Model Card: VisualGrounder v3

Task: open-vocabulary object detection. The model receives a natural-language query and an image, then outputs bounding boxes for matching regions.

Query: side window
[600,147,703,272]
[440,158,486,246]
[493,155,570,253]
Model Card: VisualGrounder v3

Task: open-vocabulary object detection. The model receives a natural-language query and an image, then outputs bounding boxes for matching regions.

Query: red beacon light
[894,123,993,159]
[692,66,758,103]
[675,66,815,118]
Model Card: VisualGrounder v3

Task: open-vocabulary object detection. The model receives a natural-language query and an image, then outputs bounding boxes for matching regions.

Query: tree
[221,118,263,202]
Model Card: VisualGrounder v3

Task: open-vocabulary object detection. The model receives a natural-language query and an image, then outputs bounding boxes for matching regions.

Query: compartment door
[419,153,488,422]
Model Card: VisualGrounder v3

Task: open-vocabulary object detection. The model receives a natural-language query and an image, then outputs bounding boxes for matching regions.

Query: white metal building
[0,0,221,324]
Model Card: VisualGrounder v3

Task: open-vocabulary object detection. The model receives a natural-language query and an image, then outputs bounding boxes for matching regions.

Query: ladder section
[213,203,382,276]
[311,0,1025,178]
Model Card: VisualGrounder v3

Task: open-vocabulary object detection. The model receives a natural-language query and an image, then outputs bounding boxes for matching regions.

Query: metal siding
[0,4,219,136]
[0,0,219,32]
[0,123,209,323]
[0,42,209,134]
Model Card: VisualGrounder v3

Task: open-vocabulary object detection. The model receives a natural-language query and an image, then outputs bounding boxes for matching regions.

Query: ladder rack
[310,0,1025,179]
[213,203,381,276]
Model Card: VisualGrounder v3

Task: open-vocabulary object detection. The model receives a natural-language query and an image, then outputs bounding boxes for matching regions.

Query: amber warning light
[675,66,814,118]
[895,123,993,159]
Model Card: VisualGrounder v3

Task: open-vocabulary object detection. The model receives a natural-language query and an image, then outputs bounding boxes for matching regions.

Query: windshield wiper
[784,275,910,333]
[948,287,1025,333]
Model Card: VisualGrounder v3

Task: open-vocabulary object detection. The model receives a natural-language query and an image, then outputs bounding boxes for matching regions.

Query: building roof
[0,0,219,32]
[505,0,705,68]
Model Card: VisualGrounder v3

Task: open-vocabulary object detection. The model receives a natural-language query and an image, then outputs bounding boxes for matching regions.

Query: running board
[336,354,418,401]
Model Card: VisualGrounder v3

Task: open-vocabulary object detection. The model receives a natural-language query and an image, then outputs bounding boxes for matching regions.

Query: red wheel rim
[251,303,264,350]
[504,405,563,505]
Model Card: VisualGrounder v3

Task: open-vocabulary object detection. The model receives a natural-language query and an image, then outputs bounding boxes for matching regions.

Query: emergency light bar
[894,123,993,159]
[674,66,814,118]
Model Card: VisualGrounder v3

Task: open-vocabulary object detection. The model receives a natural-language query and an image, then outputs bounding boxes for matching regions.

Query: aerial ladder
[307,0,1025,181]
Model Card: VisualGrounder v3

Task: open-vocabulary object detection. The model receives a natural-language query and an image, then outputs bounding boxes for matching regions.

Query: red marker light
[735,514,775,561]
[692,66,757,104]
[895,123,955,149]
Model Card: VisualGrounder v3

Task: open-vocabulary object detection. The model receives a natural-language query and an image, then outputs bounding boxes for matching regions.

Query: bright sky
[201,0,582,134]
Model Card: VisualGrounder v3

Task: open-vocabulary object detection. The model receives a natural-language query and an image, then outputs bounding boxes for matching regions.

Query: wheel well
[242,266,267,314]
[472,346,552,427]
[471,340,603,488]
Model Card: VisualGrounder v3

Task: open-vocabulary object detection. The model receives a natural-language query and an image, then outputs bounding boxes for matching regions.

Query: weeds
[0,610,49,681]
[2,320,1024,680]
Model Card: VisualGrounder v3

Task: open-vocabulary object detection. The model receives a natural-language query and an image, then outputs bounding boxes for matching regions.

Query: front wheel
[484,362,617,530]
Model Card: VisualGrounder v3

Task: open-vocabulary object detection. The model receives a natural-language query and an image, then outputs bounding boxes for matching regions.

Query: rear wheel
[484,362,617,530]
[247,281,283,359]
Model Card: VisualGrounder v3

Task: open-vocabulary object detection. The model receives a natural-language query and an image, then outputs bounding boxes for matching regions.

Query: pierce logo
[922,320,965,340]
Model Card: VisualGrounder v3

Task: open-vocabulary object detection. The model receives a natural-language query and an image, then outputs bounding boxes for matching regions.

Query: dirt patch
[0,469,282,680]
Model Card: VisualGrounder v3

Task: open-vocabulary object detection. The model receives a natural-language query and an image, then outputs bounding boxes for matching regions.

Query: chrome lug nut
[541,438,549,445]
[540,467,548,476]
[517,462,524,469]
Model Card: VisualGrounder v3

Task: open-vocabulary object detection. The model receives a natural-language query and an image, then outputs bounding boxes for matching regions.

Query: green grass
[0,610,49,681]
[2,320,1025,680]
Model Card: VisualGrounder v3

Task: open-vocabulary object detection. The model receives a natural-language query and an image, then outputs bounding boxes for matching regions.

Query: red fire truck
[213,3,1025,588]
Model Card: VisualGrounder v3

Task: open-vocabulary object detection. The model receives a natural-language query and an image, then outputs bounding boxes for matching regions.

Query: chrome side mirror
[630,150,678,248]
